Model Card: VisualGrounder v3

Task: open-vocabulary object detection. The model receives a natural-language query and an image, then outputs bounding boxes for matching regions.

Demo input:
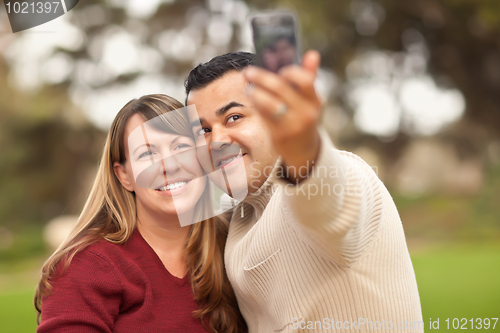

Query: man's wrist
[280,131,321,184]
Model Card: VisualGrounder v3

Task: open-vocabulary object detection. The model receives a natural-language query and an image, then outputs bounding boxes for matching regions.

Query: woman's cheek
[132,159,161,188]
[183,155,206,178]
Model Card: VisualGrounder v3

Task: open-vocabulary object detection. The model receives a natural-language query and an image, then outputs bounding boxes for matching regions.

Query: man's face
[186,70,278,195]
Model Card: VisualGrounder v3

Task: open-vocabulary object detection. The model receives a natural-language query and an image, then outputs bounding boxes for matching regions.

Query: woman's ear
[113,161,134,192]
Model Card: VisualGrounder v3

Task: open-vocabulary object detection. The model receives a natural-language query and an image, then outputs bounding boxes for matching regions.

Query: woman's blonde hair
[34,94,247,333]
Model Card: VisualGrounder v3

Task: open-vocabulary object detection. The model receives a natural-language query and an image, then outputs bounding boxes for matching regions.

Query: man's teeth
[220,156,238,166]
[157,181,188,191]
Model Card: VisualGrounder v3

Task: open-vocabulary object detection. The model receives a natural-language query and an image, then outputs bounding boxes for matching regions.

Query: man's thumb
[302,50,321,74]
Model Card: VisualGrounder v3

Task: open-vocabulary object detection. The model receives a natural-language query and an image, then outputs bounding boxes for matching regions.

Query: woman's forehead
[123,114,146,151]
[126,114,191,153]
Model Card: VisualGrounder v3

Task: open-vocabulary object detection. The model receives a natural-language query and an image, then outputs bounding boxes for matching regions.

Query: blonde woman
[34,94,247,333]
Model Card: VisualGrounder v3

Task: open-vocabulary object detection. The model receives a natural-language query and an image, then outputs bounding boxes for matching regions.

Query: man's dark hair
[184,52,256,101]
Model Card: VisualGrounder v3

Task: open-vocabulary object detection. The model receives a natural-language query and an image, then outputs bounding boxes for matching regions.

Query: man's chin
[231,185,250,200]
[222,181,248,200]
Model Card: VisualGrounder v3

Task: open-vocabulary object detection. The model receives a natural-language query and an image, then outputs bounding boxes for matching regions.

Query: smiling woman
[33,94,247,333]
[117,108,208,226]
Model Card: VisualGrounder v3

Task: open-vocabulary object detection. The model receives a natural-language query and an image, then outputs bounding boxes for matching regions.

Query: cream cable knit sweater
[220,129,423,333]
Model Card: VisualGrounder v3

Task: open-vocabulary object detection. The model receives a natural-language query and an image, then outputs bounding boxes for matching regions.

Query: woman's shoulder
[53,231,142,282]
[40,238,128,332]
[53,241,118,280]
[85,227,146,258]
[82,235,128,262]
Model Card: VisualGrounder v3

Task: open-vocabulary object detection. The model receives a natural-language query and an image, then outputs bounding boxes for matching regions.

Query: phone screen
[251,12,300,73]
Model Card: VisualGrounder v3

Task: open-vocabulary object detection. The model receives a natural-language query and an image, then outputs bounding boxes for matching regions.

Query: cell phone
[251,11,301,73]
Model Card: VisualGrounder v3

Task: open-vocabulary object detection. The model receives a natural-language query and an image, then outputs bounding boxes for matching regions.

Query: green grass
[0,289,38,333]
[0,243,498,332]
[412,243,500,331]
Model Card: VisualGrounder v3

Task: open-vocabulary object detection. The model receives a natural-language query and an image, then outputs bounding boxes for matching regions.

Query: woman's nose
[160,154,181,174]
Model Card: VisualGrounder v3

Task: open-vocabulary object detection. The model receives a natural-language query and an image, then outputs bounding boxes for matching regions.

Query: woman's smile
[154,179,193,197]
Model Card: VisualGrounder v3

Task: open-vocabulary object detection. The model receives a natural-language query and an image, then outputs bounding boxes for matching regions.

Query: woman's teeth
[219,156,238,166]
[156,181,188,191]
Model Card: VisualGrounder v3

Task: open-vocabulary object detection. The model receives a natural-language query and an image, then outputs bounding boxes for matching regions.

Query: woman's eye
[139,150,154,159]
[227,115,241,123]
[174,143,191,150]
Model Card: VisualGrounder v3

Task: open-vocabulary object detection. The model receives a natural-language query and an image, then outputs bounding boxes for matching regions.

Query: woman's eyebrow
[191,119,203,128]
[134,136,182,153]
[133,143,155,154]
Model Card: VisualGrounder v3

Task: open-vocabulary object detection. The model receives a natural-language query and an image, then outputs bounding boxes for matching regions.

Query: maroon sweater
[38,228,209,333]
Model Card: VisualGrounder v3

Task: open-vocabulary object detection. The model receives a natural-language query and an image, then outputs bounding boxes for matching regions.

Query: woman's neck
[136,207,191,279]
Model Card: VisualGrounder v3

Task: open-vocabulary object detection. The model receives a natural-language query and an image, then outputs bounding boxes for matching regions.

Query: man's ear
[113,161,134,192]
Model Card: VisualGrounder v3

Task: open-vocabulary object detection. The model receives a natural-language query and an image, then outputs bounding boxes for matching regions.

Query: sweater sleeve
[275,127,384,267]
[37,249,123,333]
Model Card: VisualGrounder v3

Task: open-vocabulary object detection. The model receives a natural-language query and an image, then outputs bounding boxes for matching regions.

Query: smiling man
[185,51,423,333]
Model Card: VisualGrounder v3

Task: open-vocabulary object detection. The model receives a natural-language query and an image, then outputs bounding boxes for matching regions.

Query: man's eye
[227,115,241,123]
[196,128,210,136]
[139,150,154,159]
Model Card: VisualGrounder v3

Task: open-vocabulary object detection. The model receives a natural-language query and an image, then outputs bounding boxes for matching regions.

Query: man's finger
[243,66,300,106]
[301,50,321,75]
[247,85,292,123]
[279,65,318,100]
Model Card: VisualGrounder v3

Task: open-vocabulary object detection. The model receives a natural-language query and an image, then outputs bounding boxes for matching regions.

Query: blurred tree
[1,0,500,228]
[36,0,497,162]
[0,58,105,228]
[252,0,500,161]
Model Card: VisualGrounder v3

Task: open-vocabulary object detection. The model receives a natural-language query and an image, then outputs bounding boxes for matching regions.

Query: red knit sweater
[37,228,209,333]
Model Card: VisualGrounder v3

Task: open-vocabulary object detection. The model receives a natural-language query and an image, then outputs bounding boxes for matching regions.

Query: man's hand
[243,50,322,183]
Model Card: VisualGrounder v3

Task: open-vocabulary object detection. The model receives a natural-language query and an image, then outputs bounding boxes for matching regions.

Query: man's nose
[210,126,233,150]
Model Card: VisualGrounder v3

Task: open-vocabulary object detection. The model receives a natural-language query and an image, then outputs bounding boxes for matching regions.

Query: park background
[0,0,499,331]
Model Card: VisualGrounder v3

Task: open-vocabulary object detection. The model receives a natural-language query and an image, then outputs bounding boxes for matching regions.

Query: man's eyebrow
[216,101,244,117]
[189,101,244,128]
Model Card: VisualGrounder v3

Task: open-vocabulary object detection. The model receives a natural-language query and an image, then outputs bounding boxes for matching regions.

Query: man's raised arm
[244,51,385,266]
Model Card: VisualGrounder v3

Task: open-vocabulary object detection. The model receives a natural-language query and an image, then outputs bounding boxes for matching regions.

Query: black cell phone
[251,12,301,73]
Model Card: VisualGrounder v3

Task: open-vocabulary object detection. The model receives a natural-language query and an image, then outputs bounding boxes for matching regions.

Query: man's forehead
[186,71,248,112]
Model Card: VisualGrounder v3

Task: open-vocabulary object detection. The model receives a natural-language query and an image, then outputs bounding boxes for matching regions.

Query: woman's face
[115,114,206,222]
